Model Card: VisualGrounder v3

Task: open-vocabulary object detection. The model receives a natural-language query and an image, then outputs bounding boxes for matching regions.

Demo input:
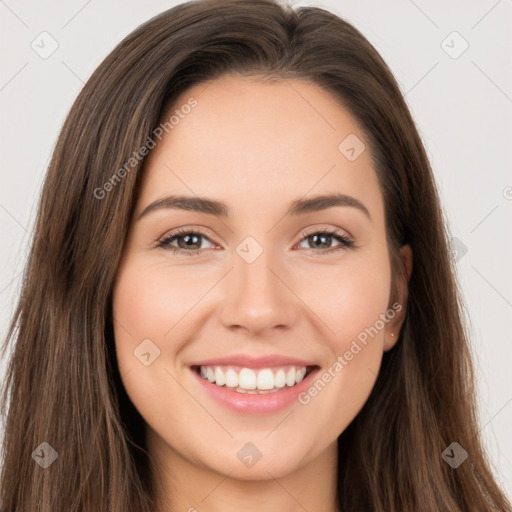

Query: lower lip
[190,367,319,415]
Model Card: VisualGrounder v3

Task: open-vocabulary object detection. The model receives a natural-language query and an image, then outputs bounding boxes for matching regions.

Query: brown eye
[296,229,355,253]
[156,227,355,256]
[157,229,215,255]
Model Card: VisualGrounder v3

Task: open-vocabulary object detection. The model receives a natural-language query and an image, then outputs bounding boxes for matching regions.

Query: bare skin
[112,75,412,512]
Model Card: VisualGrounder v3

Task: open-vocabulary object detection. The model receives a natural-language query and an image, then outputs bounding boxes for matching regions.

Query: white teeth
[296,367,307,384]
[225,368,238,388]
[197,364,310,392]
[239,368,257,389]
[215,366,225,386]
[274,369,286,388]
[257,369,274,390]
[286,368,296,386]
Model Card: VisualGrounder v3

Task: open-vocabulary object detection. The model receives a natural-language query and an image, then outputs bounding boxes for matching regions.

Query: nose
[219,246,299,336]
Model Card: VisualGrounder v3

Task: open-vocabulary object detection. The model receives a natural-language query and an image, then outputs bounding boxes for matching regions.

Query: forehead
[136,75,384,224]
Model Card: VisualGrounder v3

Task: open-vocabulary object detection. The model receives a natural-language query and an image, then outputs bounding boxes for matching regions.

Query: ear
[384,244,413,351]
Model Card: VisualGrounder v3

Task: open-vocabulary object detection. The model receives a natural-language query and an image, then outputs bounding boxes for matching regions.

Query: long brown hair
[1,0,510,510]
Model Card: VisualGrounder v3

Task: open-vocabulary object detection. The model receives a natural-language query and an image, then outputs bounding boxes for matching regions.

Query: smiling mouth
[191,364,318,394]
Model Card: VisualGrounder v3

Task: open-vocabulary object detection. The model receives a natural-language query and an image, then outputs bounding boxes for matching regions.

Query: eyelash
[156,226,356,256]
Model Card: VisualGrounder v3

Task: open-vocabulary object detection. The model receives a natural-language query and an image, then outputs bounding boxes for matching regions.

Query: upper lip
[190,354,317,369]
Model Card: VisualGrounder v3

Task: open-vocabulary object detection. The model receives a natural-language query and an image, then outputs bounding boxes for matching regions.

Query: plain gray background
[1,0,511,499]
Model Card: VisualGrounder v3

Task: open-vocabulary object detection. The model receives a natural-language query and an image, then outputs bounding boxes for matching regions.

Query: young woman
[1,0,510,510]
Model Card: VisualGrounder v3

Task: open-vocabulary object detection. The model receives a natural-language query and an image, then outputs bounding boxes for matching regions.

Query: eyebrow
[137,193,371,221]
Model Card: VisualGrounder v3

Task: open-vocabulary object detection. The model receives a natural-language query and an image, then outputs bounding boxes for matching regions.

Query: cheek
[294,252,392,351]
[111,258,175,382]
[293,254,392,433]
[112,257,209,352]
[111,259,201,430]
[111,254,218,395]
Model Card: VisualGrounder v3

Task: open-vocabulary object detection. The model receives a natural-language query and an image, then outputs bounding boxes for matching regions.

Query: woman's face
[112,75,411,482]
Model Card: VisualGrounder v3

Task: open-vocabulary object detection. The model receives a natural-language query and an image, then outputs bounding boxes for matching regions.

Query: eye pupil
[179,234,201,249]
[309,234,331,249]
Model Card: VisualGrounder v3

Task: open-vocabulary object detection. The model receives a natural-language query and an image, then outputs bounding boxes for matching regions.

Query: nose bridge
[219,237,297,334]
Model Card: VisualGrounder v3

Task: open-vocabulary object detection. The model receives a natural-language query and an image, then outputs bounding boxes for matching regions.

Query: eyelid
[156,224,356,254]
[298,224,354,241]
[156,225,220,245]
